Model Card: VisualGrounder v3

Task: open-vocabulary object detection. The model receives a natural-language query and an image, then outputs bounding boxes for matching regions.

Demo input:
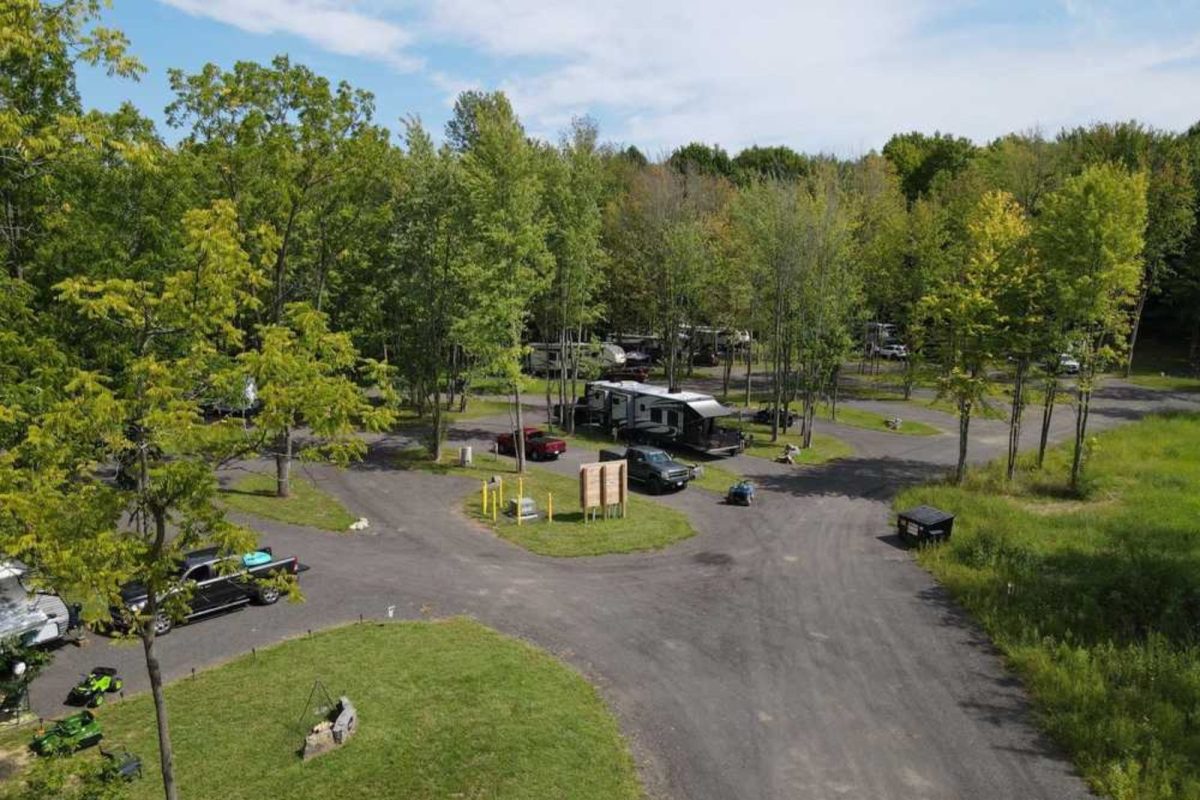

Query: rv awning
[691,400,731,419]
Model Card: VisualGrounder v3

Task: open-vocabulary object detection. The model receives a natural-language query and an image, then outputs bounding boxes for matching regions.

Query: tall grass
[897,413,1200,800]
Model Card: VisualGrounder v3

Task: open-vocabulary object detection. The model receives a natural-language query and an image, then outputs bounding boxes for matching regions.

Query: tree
[0,0,142,281]
[239,302,395,497]
[1,201,269,800]
[733,145,810,183]
[882,131,977,203]
[1035,164,1147,490]
[456,93,552,473]
[1058,123,1195,375]
[541,118,607,432]
[380,119,469,458]
[919,191,1026,483]
[668,142,733,178]
[166,56,384,322]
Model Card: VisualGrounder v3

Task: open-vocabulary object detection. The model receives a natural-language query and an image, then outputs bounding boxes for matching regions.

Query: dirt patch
[0,740,32,782]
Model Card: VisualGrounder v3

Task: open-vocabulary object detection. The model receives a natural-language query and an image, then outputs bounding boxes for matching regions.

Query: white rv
[526,342,626,376]
[0,562,76,646]
[580,380,741,456]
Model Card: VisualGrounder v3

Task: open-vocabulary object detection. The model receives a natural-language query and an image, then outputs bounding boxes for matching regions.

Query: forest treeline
[1,4,1197,797]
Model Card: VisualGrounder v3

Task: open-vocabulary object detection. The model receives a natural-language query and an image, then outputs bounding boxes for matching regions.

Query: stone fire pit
[302,696,358,761]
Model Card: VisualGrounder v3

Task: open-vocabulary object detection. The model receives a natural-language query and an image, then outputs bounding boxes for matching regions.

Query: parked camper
[526,342,626,376]
[579,380,740,456]
[0,562,78,647]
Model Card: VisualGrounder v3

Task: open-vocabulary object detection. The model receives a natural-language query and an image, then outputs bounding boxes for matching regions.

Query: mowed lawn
[397,450,697,557]
[221,473,357,532]
[4,620,642,800]
[897,413,1200,800]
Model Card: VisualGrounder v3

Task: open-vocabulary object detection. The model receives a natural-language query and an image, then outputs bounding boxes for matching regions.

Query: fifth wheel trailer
[579,380,741,456]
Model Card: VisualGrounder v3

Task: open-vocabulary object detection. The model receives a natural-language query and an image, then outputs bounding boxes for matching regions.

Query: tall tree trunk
[1006,358,1027,481]
[144,510,178,800]
[569,325,583,433]
[722,343,734,398]
[955,399,972,484]
[1037,376,1057,469]
[275,427,292,498]
[830,365,840,422]
[431,380,443,462]
[744,333,753,410]
[1124,279,1150,378]
[514,384,527,474]
[1190,314,1200,376]
[1070,385,1092,492]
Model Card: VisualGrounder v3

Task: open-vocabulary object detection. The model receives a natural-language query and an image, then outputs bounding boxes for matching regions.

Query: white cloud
[420,0,1200,153]
[157,0,1200,154]
[160,0,421,70]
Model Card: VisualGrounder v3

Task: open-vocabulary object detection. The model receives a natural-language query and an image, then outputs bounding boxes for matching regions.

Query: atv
[30,710,103,755]
[726,480,756,506]
[68,667,123,707]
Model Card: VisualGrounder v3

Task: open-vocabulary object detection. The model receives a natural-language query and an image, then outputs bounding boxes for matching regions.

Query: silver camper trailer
[580,380,740,456]
[526,342,626,376]
[0,561,77,647]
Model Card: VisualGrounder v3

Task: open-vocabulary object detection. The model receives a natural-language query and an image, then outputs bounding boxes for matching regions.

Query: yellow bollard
[548,492,553,523]
[492,491,498,522]
[481,481,488,515]
[499,477,504,509]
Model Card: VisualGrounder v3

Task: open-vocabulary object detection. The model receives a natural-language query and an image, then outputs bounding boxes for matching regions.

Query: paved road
[28,380,1200,799]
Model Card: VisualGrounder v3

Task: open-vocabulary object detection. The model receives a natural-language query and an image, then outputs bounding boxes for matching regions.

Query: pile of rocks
[302,696,358,761]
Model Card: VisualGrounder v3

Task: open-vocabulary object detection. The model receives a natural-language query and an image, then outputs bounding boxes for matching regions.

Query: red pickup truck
[496,428,567,461]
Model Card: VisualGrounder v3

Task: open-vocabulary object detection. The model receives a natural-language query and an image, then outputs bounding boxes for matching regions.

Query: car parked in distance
[603,365,650,382]
[1058,353,1080,375]
[877,342,908,360]
[752,405,797,428]
[496,428,567,461]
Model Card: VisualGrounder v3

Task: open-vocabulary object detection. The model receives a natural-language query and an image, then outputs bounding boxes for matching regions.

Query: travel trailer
[526,342,626,376]
[0,561,77,647]
[579,380,741,456]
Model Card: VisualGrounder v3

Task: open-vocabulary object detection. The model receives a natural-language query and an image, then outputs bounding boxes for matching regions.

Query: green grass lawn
[726,420,853,465]
[1122,339,1200,393]
[818,404,941,436]
[896,413,1200,800]
[393,398,523,431]
[0,620,642,800]
[221,473,357,532]
[397,450,697,557]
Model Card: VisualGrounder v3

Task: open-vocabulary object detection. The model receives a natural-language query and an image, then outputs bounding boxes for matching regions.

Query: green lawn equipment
[30,710,102,755]
[67,666,123,707]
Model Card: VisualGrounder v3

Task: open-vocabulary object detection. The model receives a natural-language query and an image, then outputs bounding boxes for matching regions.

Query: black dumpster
[896,505,954,545]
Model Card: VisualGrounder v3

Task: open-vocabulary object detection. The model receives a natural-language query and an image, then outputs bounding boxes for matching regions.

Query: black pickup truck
[114,547,304,636]
[600,445,693,494]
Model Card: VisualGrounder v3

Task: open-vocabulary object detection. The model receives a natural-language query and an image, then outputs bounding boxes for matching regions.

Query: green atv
[68,666,123,707]
[30,710,103,756]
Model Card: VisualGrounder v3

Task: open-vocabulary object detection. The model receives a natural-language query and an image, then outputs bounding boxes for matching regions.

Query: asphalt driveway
[27,380,1199,799]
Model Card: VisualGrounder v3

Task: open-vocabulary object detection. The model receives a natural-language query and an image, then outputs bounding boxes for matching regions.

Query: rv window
[668,411,680,427]
[650,408,662,423]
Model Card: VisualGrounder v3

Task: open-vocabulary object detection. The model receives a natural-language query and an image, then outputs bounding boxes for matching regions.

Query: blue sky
[78,1,1200,155]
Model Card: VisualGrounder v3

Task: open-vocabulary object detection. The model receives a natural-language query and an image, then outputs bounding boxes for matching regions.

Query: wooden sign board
[601,461,626,507]
[580,463,603,510]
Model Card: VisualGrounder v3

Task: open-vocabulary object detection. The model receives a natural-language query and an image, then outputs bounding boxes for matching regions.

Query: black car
[113,547,305,636]
[752,405,797,428]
